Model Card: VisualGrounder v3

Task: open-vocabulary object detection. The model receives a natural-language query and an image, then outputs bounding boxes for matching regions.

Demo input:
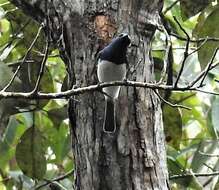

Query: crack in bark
[133,86,140,130]
[149,172,155,190]
[150,92,157,147]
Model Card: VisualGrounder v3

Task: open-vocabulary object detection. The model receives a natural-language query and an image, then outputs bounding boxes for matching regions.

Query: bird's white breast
[97,60,126,99]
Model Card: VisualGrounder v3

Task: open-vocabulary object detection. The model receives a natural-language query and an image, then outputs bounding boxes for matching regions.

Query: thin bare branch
[203,163,215,171]
[175,93,196,104]
[163,0,180,14]
[1,25,44,92]
[34,169,74,190]
[194,88,219,96]
[152,46,197,51]
[173,16,190,88]
[33,50,59,58]
[188,37,208,56]
[0,19,30,53]
[171,33,219,43]
[1,79,219,100]
[188,60,219,88]
[199,47,219,87]
[154,90,191,110]
[30,38,50,94]
[0,2,11,6]
[199,151,219,157]
[0,81,179,99]
[6,60,35,67]
[170,171,219,180]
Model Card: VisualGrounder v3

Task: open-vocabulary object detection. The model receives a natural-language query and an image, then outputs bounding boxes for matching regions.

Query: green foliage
[157,0,219,189]
[163,105,182,149]
[0,61,21,90]
[0,1,72,189]
[212,97,219,132]
[180,0,213,20]
[194,6,219,68]
[15,127,46,179]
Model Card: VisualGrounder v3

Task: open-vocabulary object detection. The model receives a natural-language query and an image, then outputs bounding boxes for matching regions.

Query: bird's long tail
[103,99,116,133]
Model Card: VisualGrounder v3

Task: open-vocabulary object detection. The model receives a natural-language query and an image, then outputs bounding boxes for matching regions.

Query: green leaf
[15,127,46,179]
[53,124,71,163]
[167,146,190,187]
[193,3,216,38]
[33,111,70,164]
[48,107,67,128]
[4,116,22,145]
[164,0,181,21]
[163,105,182,149]
[0,61,21,90]
[0,19,10,47]
[0,175,6,190]
[191,140,218,173]
[180,53,200,85]
[0,115,28,170]
[47,52,66,85]
[6,10,44,51]
[9,171,35,189]
[194,6,219,68]
[0,6,5,19]
[0,139,14,170]
[206,107,217,138]
[153,57,163,81]
[0,62,34,131]
[0,62,23,130]
[180,0,212,20]
[188,140,219,188]
[212,97,219,132]
[61,75,68,92]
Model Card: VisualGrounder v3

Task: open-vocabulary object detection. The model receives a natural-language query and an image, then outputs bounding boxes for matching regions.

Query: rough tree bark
[9,0,169,189]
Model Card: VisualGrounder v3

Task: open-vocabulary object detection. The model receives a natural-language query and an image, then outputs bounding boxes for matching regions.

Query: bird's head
[99,33,131,64]
[109,33,131,50]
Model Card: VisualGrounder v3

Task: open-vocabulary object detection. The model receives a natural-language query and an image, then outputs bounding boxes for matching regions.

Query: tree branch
[0,80,218,100]
[188,37,208,56]
[170,171,219,180]
[199,47,219,87]
[153,90,191,110]
[31,36,50,94]
[173,16,190,88]
[35,169,74,190]
[199,151,219,157]
[170,33,219,43]
[188,60,219,88]
[163,0,180,14]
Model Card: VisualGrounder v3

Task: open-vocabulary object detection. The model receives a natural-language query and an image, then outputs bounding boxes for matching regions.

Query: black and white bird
[97,33,131,133]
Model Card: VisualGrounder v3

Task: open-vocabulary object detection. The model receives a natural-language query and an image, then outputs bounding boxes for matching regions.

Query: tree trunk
[10,0,169,189]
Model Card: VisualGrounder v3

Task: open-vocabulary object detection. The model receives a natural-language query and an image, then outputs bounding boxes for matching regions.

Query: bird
[97,33,131,133]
